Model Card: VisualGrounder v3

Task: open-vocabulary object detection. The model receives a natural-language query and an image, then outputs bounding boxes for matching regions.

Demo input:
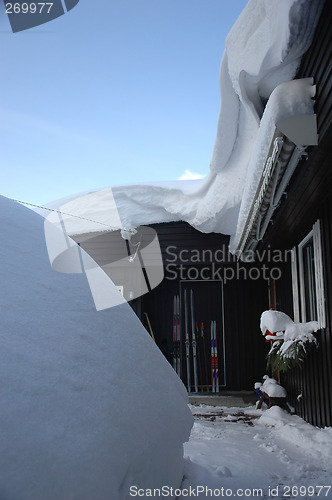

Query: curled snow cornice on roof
[231,77,318,257]
[43,0,324,257]
[210,0,323,175]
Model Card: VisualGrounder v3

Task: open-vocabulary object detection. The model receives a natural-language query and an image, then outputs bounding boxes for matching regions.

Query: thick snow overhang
[236,124,317,260]
[42,1,324,277]
[231,78,318,259]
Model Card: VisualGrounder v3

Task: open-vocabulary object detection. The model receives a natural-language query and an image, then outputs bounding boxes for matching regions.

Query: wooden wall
[135,221,269,392]
[273,195,332,428]
[223,275,269,390]
[260,0,332,427]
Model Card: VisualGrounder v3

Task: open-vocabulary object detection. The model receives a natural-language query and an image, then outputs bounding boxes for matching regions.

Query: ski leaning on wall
[182,289,200,393]
[184,290,191,392]
[182,288,222,393]
[200,322,209,391]
[172,295,181,377]
[190,290,199,393]
[211,320,219,393]
[183,289,199,393]
[176,296,181,377]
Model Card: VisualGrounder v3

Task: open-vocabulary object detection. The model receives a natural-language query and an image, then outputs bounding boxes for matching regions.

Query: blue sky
[1,0,248,205]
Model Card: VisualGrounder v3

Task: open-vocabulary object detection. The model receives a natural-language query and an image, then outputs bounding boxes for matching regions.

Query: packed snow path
[179,405,332,499]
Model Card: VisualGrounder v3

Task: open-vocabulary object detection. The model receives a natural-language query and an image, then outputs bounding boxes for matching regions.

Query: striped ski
[190,290,198,393]
[211,320,215,392]
[214,320,219,393]
[184,290,191,392]
[197,322,203,391]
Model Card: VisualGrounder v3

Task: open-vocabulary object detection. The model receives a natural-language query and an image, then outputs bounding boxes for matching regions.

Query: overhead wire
[9,198,118,231]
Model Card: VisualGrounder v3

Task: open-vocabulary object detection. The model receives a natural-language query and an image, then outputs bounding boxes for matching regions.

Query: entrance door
[180,280,225,393]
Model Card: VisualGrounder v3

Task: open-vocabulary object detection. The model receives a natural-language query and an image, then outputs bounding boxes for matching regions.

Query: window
[291,220,326,328]
[301,238,318,321]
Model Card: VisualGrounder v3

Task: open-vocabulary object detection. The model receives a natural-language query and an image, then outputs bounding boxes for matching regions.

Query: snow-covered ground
[178,404,332,499]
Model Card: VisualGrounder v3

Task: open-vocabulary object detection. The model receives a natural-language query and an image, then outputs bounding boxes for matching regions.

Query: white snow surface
[0,196,193,500]
[229,77,316,252]
[260,310,318,359]
[260,310,319,339]
[43,0,322,245]
[255,376,287,398]
[261,378,287,398]
[179,404,332,498]
[260,310,296,334]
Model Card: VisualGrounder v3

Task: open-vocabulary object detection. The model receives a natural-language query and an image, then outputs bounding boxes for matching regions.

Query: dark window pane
[302,239,317,321]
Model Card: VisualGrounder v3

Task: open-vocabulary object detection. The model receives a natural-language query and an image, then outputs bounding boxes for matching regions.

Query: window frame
[293,220,326,328]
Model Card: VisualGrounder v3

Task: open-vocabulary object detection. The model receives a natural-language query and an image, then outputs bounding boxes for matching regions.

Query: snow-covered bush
[260,310,319,372]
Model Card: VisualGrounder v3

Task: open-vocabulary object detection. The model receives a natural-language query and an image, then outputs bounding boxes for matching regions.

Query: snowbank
[181,404,332,498]
[258,406,332,461]
[43,0,323,246]
[0,196,193,500]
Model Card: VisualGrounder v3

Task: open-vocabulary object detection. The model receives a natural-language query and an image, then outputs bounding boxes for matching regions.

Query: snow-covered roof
[44,0,323,252]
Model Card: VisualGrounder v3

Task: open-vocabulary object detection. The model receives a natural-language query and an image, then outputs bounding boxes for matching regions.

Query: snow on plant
[260,310,319,372]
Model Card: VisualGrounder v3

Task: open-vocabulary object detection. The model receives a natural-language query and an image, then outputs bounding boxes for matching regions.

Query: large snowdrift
[0,196,193,500]
[44,0,323,246]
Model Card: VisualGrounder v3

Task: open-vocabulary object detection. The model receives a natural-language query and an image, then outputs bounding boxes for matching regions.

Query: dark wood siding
[259,0,332,427]
[152,221,231,267]
[223,275,269,390]
[135,221,268,391]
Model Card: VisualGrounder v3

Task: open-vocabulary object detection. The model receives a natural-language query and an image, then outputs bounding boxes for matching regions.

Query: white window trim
[296,220,326,328]
[313,220,326,328]
[291,247,300,322]
[298,228,313,322]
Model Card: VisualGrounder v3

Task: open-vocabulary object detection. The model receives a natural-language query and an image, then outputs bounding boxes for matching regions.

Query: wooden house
[249,0,332,428]
[129,0,332,427]
[66,0,331,428]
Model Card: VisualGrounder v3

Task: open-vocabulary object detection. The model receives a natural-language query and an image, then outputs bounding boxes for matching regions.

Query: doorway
[179,280,226,393]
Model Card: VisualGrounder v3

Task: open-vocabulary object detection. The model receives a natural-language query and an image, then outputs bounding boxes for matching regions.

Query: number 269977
[5,3,54,14]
